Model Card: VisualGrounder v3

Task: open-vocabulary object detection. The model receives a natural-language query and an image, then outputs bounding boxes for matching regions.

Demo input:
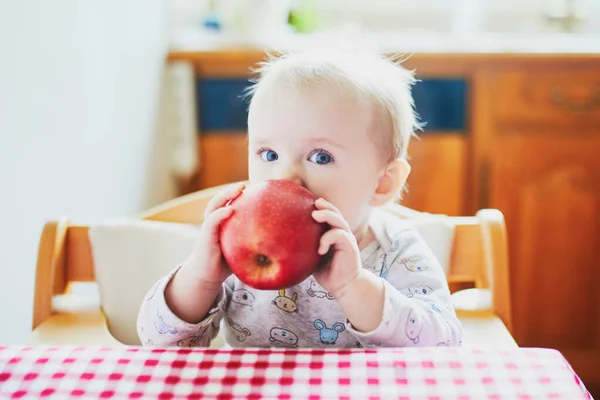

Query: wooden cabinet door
[199,133,249,188]
[402,134,467,216]
[184,133,249,192]
[488,133,600,388]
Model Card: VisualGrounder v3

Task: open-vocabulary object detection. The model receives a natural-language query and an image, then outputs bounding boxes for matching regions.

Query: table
[0,345,593,399]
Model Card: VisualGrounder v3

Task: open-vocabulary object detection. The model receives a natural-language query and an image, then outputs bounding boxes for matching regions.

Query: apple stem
[255,254,272,267]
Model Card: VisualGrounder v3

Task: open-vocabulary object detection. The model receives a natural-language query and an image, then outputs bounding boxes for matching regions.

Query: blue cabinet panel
[197,79,251,131]
[412,78,467,132]
[196,77,467,133]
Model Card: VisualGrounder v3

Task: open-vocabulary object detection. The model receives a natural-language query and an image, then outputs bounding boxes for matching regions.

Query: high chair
[28,182,516,349]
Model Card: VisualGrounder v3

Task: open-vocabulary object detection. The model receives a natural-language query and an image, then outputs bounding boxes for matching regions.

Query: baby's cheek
[248,161,276,182]
[310,180,370,228]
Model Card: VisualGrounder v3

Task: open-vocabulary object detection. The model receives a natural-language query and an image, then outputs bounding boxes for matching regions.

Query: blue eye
[260,149,278,162]
[309,151,333,165]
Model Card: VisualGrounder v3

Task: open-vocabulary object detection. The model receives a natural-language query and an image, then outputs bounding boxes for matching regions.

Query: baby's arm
[347,230,463,347]
[137,266,232,347]
[333,270,385,333]
[137,183,245,347]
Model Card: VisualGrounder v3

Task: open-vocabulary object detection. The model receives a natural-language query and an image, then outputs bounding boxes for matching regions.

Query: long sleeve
[347,228,463,347]
[136,266,230,348]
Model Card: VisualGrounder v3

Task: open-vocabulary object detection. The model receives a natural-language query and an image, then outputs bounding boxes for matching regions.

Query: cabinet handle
[479,160,490,209]
[550,86,600,114]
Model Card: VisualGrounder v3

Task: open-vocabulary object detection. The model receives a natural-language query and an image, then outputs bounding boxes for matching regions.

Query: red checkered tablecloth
[0,345,593,399]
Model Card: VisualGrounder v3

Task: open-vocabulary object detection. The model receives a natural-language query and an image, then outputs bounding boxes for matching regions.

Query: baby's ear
[371,158,411,206]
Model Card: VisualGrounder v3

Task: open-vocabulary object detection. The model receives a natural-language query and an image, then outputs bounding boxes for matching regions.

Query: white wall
[0,0,170,344]
[169,0,600,35]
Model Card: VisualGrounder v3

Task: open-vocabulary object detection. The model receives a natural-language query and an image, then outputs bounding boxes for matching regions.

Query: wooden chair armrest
[457,311,518,349]
[27,310,125,347]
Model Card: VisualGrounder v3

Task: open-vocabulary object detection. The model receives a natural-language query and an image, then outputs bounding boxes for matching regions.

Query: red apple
[219,179,329,290]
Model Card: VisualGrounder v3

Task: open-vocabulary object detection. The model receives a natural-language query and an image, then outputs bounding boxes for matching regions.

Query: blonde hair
[243,45,422,162]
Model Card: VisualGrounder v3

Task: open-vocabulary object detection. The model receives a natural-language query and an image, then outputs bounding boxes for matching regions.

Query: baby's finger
[204,183,245,218]
[312,209,350,232]
[314,198,342,214]
[203,206,234,239]
[318,228,357,255]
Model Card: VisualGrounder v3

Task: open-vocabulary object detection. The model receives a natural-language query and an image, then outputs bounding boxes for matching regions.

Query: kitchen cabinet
[475,65,600,393]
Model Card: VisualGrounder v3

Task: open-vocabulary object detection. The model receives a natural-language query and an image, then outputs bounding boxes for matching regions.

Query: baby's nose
[278,168,305,188]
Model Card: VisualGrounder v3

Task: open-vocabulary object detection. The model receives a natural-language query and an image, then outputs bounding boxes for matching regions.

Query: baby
[137,47,464,349]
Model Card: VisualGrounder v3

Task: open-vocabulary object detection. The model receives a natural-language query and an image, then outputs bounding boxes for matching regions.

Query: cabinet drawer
[492,69,600,126]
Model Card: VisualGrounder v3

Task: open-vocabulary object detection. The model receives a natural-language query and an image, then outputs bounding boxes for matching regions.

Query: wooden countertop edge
[168,50,600,63]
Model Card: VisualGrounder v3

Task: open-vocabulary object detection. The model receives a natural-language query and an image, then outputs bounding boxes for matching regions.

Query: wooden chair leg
[33,218,69,330]
[477,209,513,334]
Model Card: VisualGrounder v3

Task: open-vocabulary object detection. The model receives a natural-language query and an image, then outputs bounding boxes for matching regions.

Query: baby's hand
[311,198,362,298]
[182,182,246,288]
[164,182,246,324]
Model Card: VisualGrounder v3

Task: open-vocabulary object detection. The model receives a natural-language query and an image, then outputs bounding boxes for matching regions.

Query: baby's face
[247,81,387,235]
